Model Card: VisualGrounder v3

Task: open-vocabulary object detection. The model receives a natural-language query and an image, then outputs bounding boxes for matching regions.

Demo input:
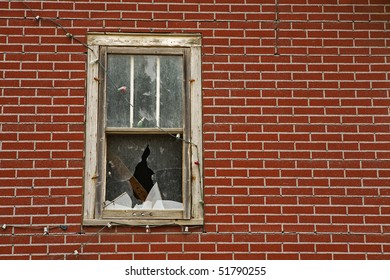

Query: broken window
[105,135,183,211]
[83,33,203,226]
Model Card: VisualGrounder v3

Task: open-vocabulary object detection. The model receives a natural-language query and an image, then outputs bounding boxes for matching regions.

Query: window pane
[106,54,131,127]
[105,134,183,210]
[160,56,183,128]
[133,55,157,128]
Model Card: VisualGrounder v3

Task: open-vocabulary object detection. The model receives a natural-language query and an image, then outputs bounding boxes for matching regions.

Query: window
[83,33,203,226]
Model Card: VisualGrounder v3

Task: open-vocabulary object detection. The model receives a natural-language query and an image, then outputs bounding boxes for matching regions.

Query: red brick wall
[1,0,389,260]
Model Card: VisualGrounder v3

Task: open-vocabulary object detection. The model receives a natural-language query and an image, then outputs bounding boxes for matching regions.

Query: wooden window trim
[83,33,203,226]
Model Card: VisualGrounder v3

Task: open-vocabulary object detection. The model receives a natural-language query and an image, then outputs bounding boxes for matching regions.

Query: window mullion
[130,55,134,128]
[156,56,161,127]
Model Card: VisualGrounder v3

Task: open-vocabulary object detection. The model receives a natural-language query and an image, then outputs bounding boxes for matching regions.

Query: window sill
[82,218,204,227]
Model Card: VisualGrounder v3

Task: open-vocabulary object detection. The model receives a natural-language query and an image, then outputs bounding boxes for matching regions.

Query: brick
[266,196,298,205]
[217,243,248,252]
[218,206,248,214]
[184,244,215,252]
[365,234,390,244]
[266,234,297,243]
[266,215,298,224]
[218,224,250,233]
[282,206,314,214]
[168,253,199,260]
[14,245,47,255]
[317,244,349,253]
[367,254,390,260]
[251,244,282,252]
[315,206,346,215]
[350,244,382,253]
[283,243,315,253]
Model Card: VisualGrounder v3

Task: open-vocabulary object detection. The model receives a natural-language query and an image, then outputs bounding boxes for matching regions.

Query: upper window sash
[101,47,188,131]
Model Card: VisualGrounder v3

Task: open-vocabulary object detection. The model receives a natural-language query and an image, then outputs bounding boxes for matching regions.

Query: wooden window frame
[83,33,203,226]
